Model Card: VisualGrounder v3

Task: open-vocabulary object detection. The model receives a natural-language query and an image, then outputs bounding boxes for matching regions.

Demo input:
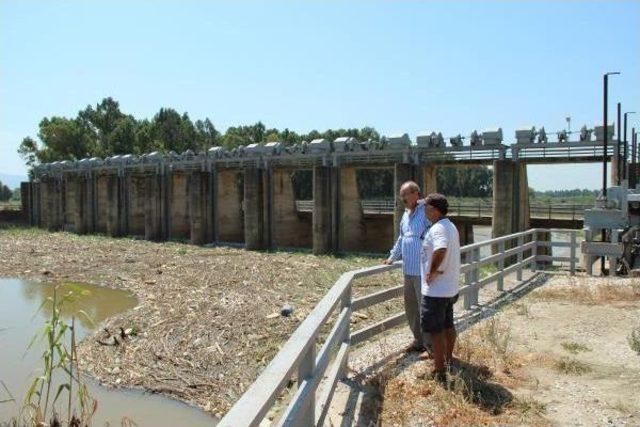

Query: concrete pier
[244,167,266,250]
[189,171,208,245]
[144,174,162,241]
[169,172,190,240]
[217,170,244,243]
[313,166,333,254]
[128,175,146,236]
[338,166,364,252]
[272,168,311,248]
[422,165,438,197]
[393,163,414,239]
[491,159,530,238]
[453,220,474,246]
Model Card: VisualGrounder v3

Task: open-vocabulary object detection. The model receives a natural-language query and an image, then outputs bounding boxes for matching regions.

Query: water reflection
[18,281,136,331]
[0,278,217,426]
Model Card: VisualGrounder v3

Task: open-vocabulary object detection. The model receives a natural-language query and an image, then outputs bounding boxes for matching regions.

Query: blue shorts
[420,294,459,334]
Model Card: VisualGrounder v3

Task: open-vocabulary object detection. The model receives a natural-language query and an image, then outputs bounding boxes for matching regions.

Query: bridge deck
[295,200,588,228]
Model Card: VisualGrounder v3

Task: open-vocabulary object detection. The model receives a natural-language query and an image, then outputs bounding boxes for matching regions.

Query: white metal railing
[218,228,580,427]
[360,199,395,214]
[295,199,588,220]
[294,200,313,212]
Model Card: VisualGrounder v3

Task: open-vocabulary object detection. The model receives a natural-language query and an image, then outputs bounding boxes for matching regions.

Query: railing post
[472,247,480,305]
[341,283,352,346]
[517,234,524,281]
[530,231,538,272]
[298,343,316,426]
[463,251,472,309]
[570,231,576,275]
[497,240,505,291]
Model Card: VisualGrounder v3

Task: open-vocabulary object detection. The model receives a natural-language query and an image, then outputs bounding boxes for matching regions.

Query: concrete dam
[20,127,614,254]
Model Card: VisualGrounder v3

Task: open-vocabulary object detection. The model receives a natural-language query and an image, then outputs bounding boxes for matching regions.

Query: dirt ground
[0,227,403,417]
[329,274,640,426]
[2,227,639,425]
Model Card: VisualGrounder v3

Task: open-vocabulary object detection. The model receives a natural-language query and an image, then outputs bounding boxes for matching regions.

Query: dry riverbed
[0,227,402,417]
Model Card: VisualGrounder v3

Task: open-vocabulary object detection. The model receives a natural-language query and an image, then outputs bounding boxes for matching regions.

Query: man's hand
[424,270,440,285]
[382,259,392,265]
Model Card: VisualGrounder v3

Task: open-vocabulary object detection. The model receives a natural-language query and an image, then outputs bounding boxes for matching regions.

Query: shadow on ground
[337,272,550,426]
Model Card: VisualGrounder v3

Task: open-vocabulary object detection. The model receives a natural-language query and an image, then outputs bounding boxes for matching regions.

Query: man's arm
[384,234,403,264]
[384,215,405,264]
[425,225,448,283]
[426,248,446,281]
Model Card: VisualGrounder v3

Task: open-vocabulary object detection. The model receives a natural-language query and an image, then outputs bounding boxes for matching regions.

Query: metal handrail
[218,228,580,426]
[295,199,591,219]
[0,203,22,211]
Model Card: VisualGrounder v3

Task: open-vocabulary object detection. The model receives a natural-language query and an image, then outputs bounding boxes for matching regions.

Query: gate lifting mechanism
[582,184,640,275]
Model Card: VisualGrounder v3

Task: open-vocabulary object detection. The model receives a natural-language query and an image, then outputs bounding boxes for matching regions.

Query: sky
[1,1,639,190]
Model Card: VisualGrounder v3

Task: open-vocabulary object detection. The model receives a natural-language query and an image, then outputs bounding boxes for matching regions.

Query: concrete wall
[422,165,438,196]
[189,171,209,245]
[272,168,312,248]
[338,167,365,251]
[338,167,394,253]
[96,175,109,234]
[24,160,535,255]
[492,160,530,238]
[128,175,146,236]
[169,172,190,240]
[450,218,474,246]
[64,178,77,230]
[312,166,333,254]
[394,164,415,239]
[217,169,244,243]
[360,214,394,253]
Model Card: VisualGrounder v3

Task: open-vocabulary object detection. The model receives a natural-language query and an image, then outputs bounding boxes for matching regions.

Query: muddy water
[0,278,217,426]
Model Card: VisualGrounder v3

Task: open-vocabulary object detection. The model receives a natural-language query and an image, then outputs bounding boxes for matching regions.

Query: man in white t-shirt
[419,193,460,378]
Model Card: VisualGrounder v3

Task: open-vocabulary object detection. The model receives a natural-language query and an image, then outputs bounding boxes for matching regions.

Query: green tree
[107,116,138,155]
[11,187,21,201]
[78,97,124,154]
[18,117,98,165]
[0,182,12,201]
[436,166,492,198]
[150,108,200,153]
[195,118,220,149]
[134,119,162,154]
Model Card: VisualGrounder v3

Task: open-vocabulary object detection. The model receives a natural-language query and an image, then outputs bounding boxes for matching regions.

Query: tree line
[0,181,17,202]
[17,97,381,167]
[18,97,493,198]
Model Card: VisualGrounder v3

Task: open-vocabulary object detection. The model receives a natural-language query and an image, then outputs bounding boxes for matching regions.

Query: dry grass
[368,316,549,426]
[0,227,398,416]
[530,276,640,305]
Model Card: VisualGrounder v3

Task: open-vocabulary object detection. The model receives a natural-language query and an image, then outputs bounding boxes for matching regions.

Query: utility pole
[602,72,620,275]
[624,111,637,183]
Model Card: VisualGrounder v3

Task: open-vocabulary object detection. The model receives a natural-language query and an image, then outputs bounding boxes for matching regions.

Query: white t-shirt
[420,218,460,297]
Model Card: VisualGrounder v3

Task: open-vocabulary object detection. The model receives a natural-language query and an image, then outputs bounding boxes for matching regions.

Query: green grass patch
[628,326,640,356]
[561,341,590,354]
[554,358,592,375]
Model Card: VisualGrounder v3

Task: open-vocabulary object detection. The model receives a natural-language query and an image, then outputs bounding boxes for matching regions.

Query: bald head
[399,181,420,210]
[399,181,420,196]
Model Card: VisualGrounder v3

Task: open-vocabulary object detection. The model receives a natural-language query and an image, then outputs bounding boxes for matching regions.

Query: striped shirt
[388,203,431,276]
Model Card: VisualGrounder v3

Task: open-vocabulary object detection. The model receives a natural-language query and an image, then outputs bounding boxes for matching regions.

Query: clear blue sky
[1,1,639,190]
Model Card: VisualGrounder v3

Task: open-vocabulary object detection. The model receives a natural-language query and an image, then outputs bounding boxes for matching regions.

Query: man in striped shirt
[383,181,431,352]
